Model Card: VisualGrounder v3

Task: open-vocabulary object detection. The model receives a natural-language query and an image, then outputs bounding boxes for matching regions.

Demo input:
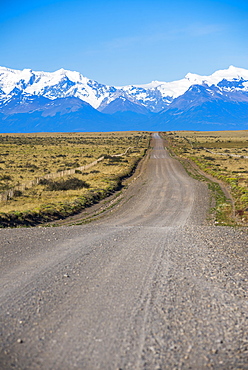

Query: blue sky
[0,0,247,85]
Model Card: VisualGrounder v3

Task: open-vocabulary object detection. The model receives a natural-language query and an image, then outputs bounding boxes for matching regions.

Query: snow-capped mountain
[150,82,248,131]
[116,65,248,112]
[0,66,118,110]
[0,65,248,132]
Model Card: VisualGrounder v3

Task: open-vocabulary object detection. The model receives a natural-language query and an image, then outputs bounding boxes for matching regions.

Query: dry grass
[0,132,150,224]
[163,130,248,225]
[0,132,148,189]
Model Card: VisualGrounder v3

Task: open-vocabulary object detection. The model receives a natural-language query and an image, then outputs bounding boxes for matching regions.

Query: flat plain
[0,132,149,225]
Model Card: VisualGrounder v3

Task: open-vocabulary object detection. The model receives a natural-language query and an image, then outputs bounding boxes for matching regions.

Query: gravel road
[0,134,247,369]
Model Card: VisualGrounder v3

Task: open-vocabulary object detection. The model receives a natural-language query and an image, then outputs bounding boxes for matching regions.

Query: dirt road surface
[0,134,247,369]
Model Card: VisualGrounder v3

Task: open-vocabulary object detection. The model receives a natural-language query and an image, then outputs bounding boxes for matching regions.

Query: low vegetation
[162,130,248,226]
[0,132,150,227]
[39,177,90,191]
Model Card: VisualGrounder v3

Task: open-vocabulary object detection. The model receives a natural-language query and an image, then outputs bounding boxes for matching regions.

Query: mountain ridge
[0,65,248,132]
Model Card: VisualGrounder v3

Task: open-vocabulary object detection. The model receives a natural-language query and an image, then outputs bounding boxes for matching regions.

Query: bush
[0,175,12,181]
[13,190,22,197]
[38,178,50,185]
[39,177,90,191]
[204,156,215,161]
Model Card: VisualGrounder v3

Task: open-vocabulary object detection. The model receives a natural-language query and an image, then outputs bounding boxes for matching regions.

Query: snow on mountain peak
[133,80,164,89]
[183,66,248,87]
[53,68,87,83]
[0,67,117,108]
[0,67,35,95]
[0,65,248,113]
[185,72,204,83]
[212,65,248,81]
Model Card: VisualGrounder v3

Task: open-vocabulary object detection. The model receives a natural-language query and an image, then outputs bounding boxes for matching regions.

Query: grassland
[162,130,248,226]
[0,132,150,226]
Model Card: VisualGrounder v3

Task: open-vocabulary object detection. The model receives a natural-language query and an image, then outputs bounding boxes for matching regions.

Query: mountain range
[0,65,248,132]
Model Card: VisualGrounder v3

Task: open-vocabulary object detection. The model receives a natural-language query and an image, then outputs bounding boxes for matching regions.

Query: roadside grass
[0,132,150,227]
[162,130,248,226]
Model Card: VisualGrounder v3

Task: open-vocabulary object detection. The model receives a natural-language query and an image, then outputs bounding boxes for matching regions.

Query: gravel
[0,135,247,369]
